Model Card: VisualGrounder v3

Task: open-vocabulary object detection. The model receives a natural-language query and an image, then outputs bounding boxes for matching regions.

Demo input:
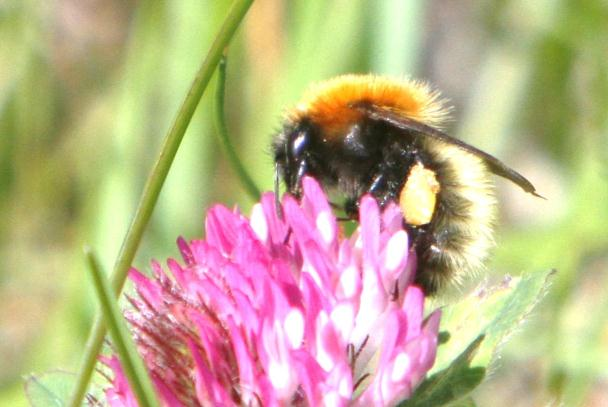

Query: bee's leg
[368,172,386,196]
[294,158,308,195]
[274,162,284,218]
[283,156,309,199]
[343,169,392,218]
[274,156,309,216]
[367,167,399,208]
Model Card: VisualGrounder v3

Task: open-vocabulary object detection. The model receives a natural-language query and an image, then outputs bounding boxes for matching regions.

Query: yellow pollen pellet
[399,163,440,226]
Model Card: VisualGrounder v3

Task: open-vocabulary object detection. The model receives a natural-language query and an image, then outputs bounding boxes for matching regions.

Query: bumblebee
[272,74,540,294]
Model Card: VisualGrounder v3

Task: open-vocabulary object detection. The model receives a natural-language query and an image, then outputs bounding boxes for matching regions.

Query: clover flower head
[104,177,441,406]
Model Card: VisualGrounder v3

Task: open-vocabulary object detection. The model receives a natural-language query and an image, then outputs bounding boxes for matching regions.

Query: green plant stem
[67,1,254,406]
[84,247,160,407]
[213,55,262,201]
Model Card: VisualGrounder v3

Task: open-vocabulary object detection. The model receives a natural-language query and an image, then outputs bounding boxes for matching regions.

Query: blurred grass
[1,1,607,406]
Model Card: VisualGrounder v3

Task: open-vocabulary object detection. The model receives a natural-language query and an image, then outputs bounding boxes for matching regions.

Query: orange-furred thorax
[289,74,446,139]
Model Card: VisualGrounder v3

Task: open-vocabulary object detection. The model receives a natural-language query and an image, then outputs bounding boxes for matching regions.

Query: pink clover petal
[419,309,442,371]
[258,192,291,251]
[284,307,305,348]
[259,320,298,402]
[381,230,409,283]
[402,285,425,341]
[338,263,361,300]
[128,269,161,306]
[330,301,356,342]
[381,202,405,233]
[291,350,328,404]
[322,360,353,406]
[249,201,269,243]
[301,176,337,248]
[359,196,381,268]
[176,236,195,266]
[204,205,240,254]
[151,377,183,407]
[103,356,138,407]
[103,177,440,406]
[188,339,233,405]
[315,310,349,372]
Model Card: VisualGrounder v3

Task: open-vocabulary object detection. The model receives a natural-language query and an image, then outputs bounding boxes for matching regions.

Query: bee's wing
[355,103,543,198]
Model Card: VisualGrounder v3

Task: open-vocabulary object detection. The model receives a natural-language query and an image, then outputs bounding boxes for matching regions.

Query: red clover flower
[104,177,441,406]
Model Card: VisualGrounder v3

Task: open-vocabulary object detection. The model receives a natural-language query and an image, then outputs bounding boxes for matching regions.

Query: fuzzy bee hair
[273,74,539,294]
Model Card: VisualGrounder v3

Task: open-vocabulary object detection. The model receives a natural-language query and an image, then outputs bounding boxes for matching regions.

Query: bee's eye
[399,163,440,226]
[291,130,309,158]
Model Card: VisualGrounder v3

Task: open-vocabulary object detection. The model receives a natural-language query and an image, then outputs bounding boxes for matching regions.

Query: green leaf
[25,371,74,407]
[475,271,554,366]
[399,335,486,407]
[431,270,554,373]
[400,271,553,406]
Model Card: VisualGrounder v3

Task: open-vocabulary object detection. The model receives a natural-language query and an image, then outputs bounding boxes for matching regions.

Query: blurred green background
[1,0,607,406]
